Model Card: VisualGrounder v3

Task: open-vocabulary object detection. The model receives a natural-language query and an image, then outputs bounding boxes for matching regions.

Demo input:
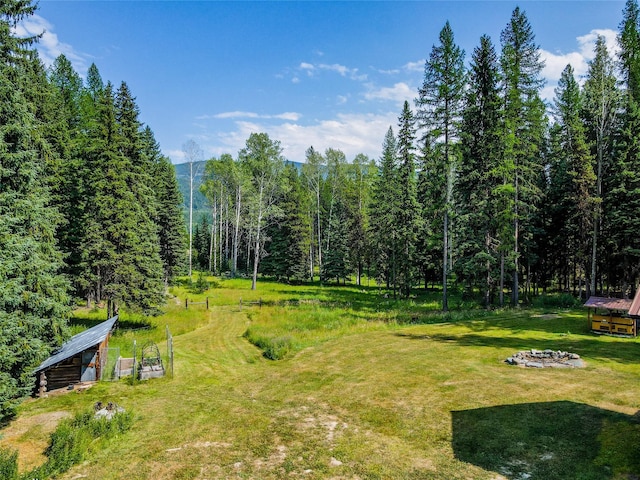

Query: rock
[330,457,343,467]
[525,361,544,368]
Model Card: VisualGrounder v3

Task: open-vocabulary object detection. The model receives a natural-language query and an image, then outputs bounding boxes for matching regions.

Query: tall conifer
[499,7,546,305]
[416,21,466,311]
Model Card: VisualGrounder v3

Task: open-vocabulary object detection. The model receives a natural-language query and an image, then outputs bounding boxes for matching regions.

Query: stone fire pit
[506,349,584,368]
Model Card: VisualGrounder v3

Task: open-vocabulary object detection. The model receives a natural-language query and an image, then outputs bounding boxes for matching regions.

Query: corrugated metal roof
[35,316,118,373]
[584,297,633,312]
[629,289,640,316]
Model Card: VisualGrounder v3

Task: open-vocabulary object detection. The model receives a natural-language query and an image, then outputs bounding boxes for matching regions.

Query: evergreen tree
[416,21,466,311]
[396,101,419,298]
[455,35,503,306]
[82,83,164,316]
[141,127,186,285]
[193,214,211,270]
[0,0,70,420]
[346,153,374,286]
[369,127,400,292]
[261,163,310,281]
[499,7,546,305]
[321,199,352,284]
[609,0,640,293]
[551,65,595,297]
[582,36,619,295]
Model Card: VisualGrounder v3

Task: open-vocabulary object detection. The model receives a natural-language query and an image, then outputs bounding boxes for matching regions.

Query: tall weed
[26,407,133,479]
[0,448,18,480]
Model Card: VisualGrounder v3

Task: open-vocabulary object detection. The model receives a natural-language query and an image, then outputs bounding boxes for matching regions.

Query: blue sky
[19,1,624,163]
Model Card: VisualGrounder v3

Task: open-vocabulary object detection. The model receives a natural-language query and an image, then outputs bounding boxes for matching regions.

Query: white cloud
[198,111,302,121]
[15,14,90,75]
[404,60,424,73]
[297,61,368,81]
[364,82,415,104]
[199,112,397,162]
[540,28,619,102]
[167,149,186,162]
[576,29,619,60]
[540,49,588,82]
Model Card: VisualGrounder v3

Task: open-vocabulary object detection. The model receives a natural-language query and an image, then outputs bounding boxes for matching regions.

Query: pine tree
[416,21,466,311]
[499,7,546,305]
[141,127,186,285]
[582,36,619,295]
[321,199,352,284]
[455,35,503,306]
[0,0,70,420]
[551,65,595,297]
[369,127,400,292]
[396,101,419,298]
[82,82,164,316]
[261,163,310,281]
[608,0,640,293]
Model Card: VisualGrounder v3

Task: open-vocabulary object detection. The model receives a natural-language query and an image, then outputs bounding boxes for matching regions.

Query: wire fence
[103,325,174,382]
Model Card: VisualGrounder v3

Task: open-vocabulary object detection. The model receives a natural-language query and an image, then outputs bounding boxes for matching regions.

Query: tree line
[196,3,640,311]
[0,1,185,420]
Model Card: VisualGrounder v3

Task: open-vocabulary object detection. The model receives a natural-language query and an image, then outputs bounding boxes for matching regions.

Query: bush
[244,329,293,360]
[28,406,133,479]
[0,448,18,480]
[532,293,581,309]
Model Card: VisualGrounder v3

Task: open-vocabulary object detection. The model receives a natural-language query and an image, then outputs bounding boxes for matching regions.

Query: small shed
[584,295,637,336]
[34,315,118,394]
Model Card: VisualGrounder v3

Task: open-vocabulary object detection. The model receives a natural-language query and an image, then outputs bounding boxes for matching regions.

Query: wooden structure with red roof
[584,290,640,336]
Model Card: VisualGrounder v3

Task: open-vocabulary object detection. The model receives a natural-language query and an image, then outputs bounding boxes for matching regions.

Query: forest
[193,4,639,312]
[1,0,640,422]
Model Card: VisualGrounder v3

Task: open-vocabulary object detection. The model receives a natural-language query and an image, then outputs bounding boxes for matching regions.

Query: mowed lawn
[4,278,640,480]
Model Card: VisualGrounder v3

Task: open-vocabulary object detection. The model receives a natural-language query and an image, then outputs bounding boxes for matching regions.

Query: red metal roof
[629,289,640,316]
[584,296,633,312]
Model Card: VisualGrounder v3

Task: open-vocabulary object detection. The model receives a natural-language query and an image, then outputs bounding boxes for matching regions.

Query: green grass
[4,277,640,479]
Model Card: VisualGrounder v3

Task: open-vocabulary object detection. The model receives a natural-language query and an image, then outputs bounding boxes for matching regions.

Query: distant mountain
[173,161,209,220]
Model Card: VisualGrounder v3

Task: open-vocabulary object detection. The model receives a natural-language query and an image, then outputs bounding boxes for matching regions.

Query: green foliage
[0,448,18,480]
[191,271,210,294]
[416,21,466,311]
[455,35,503,307]
[29,407,133,479]
[0,0,70,423]
[261,163,311,282]
[532,293,582,309]
[244,331,294,360]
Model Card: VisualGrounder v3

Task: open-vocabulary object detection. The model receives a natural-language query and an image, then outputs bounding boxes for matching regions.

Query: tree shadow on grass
[452,401,640,480]
[402,331,640,365]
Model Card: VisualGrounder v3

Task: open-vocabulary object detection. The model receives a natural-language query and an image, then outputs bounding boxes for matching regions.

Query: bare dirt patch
[1,410,72,472]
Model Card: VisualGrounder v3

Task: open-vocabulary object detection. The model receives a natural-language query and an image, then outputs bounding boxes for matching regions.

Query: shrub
[532,293,581,309]
[28,406,133,479]
[244,328,293,360]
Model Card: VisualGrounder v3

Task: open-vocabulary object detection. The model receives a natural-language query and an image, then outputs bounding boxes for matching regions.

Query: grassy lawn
[3,277,640,479]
